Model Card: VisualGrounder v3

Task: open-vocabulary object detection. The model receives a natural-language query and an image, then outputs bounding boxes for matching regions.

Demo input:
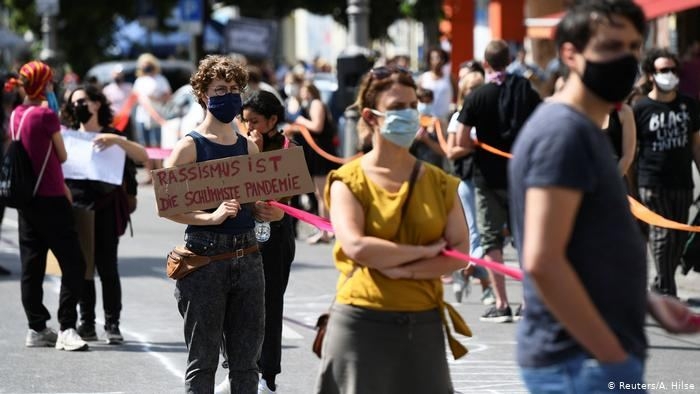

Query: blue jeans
[521,353,646,393]
[458,179,483,258]
[174,230,265,394]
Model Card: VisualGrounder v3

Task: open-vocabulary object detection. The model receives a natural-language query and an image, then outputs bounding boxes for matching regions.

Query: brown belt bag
[166,244,259,280]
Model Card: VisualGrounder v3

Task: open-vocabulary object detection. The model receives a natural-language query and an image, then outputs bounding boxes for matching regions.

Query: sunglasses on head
[656,67,677,74]
[369,66,411,81]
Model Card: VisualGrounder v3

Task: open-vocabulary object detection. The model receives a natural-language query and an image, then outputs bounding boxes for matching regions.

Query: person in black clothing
[602,103,636,176]
[288,81,339,244]
[451,40,542,322]
[634,48,700,297]
[239,90,297,393]
[60,85,147,343]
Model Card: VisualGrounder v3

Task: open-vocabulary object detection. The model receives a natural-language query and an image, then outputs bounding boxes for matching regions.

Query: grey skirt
[315,303,453,394]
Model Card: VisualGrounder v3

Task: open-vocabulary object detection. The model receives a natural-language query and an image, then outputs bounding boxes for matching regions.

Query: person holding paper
[163,55,270,393]
[60,84,147,344]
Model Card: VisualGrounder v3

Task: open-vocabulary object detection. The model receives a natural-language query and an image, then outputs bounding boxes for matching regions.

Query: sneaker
[514,304,524,322]
[481,286,496,305]
[104,323,123,344]
[258,378,277,394]
[55,328,89,351]
[479,306,513,323]
[214,378,230,394]
[25,327,58,347]
[77,324,98,341]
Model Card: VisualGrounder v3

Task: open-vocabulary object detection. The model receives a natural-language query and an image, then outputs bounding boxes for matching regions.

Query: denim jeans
[174,230,264,394]
[521,353,645,393]
[458,179,483,258]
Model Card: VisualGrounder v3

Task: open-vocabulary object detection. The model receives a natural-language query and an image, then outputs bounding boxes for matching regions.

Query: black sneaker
[77,324,98,341]
[513,304,524,322]
[480,306,513,323]
[104,323,123,344]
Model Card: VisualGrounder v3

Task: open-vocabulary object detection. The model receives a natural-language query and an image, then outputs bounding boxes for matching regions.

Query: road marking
[48,277,185,380]
[282,322,303,339]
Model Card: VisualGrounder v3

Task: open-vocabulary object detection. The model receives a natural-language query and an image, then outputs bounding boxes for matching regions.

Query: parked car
[85,59,194,90]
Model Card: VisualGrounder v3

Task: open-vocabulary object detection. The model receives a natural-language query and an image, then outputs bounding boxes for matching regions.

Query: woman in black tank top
[161,55,274,393]
[602,103,636,176]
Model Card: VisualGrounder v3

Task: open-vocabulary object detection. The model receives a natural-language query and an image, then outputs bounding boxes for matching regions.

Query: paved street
[0,180,699,393]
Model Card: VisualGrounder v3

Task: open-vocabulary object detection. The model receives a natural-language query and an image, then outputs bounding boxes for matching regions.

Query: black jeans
[79,203,121,327]
[19,196,85,331]
[258,215,296,377]
[175,230,264,394]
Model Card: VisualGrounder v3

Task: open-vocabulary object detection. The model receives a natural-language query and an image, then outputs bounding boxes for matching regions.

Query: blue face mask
[208,93,242,124]
[371,108,419,148]
[417,102,433,116]
[46,91,59,114]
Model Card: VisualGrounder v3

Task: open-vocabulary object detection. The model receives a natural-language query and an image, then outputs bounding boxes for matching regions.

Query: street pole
[39,14,56,61]
[341,0,370,157]
[347,0,369,48]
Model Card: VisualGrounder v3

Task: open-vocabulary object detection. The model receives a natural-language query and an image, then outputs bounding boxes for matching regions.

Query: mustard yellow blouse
[325,158,472,358]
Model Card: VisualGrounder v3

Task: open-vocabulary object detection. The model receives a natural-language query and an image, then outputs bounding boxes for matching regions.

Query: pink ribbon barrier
[440,248,524,281]
[269,200,334,233]
[269,201,524,281]
[146,147,173,160]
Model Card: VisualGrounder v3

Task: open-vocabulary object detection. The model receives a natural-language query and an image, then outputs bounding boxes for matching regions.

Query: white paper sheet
[61,130,126,185]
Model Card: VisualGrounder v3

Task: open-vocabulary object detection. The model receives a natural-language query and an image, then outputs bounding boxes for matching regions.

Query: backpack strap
[10,107,53,196]
[33,140,53,196]
[10,106,36,141]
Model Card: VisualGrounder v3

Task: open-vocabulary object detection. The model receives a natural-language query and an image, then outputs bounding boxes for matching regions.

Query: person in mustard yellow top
[314,66,473,394]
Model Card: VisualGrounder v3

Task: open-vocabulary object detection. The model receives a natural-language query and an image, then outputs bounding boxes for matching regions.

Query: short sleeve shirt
[325,159,459,311]
[634,95,700,189]
[509,102,647,368]
[12,105,65,196]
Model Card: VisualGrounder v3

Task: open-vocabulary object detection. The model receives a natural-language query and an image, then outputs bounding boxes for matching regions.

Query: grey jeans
[174,230,265,394]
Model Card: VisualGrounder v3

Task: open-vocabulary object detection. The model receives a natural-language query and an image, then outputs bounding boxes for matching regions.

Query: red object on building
[443,0,475,79]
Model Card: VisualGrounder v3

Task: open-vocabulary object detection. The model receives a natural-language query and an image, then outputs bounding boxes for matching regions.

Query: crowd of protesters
[2,0,700,391]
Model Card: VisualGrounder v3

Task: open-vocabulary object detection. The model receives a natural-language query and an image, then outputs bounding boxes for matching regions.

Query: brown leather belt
[209,244,260,261]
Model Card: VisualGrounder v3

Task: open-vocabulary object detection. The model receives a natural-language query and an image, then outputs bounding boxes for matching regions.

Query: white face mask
[654,72,679,92]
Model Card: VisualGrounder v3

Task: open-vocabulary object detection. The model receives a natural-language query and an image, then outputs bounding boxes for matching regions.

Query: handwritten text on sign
[152,146,314,217]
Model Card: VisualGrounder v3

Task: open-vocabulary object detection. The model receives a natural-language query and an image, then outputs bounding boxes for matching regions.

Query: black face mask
[74,104,93,124]
[581,54,639,103]
[143,65,155,74]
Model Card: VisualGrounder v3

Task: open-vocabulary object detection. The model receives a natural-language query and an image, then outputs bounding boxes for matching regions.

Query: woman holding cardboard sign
[163,55,283,393]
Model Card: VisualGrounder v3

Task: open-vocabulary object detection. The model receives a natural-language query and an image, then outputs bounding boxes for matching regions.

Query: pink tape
[269,201,334,233]
[270,201,524,281]
[146,147,172,160]
[440,248,524,281]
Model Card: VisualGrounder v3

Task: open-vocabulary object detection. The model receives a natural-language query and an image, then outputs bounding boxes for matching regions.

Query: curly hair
[190,54,248,110]
[60,85,113,129]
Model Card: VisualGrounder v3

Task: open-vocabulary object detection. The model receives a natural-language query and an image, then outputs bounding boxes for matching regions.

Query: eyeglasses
[212,85,240,96]
[656,67,677,74]
[369,66,411,81]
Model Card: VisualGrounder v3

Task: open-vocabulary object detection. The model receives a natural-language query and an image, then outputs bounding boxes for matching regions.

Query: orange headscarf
[19,61,53,101]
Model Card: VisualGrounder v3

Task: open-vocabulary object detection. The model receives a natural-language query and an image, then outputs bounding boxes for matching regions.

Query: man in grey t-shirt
[509,1,700,392]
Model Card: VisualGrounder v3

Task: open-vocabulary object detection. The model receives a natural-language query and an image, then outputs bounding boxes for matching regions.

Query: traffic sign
[179,0,203,34]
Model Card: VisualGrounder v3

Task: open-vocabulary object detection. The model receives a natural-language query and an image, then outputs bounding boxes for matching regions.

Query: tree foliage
[2,0,177,75]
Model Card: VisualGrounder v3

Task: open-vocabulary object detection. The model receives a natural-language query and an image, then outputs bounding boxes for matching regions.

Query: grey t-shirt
[509,102,647,368]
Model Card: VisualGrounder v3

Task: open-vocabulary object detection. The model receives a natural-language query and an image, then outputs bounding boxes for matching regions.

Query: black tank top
[603,110,623,160]
[184,131,254,235]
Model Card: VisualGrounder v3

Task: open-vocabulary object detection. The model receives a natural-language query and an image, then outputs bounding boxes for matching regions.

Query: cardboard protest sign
[152,146,314,217]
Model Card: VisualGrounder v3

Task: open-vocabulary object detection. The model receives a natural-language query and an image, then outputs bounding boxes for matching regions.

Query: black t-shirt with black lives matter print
[634,95,700,189]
